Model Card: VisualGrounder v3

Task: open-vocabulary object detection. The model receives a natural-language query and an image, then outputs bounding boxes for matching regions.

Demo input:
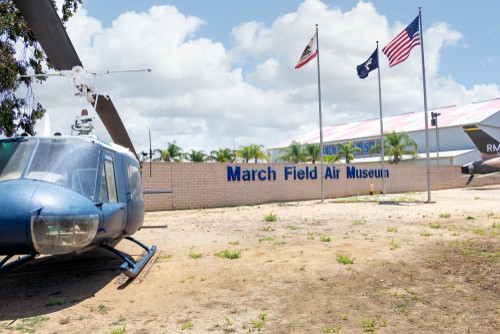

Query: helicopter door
[99,153,127,239]
[124,163,144,235]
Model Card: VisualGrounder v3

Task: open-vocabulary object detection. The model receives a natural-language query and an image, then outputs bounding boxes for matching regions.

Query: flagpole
[376,42,386,196]
[419,7,431,202]
[315,24,325,202]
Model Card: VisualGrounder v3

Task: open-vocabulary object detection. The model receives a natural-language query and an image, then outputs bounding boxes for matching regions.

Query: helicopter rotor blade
[13,0,83,71]
[92,95,137,158]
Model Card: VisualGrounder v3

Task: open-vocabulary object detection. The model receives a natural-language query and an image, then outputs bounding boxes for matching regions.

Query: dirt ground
[0,186,499,334]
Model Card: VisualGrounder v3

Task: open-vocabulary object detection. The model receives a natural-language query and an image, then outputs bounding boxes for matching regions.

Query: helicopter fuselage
[0,135,144,257]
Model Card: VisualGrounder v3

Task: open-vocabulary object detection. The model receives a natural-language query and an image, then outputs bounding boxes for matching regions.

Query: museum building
[268,98,500,166]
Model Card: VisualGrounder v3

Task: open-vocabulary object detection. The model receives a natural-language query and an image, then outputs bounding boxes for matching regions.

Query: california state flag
[295,33,317,69]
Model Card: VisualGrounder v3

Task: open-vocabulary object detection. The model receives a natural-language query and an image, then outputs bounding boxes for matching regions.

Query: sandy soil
[0,186,499,334]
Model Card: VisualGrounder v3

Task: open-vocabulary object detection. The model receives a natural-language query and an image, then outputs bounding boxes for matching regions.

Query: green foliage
[153,140,183,162]
[324,324,342,333]
[44,297,65,307]
[320,235,331,242]
[370,131,418,164]
[4,315,49,332]
[360,319,376,333]
[110,325,126,334]
[439,213,451,218]
[181,321,193,330]
[264,213,278,222]
[278,140,307,163]
[208,148,235,162]
[214,250,241,259]
[189,252,203,259]
[352,220,367,226]
[304,143,320,164]
[429,222,441,229]
[336,253,354,264]
[336,141,362,163]
[184,149,206,162]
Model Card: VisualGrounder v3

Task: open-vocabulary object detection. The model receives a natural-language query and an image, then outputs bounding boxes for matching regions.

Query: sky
[23,0,500,155]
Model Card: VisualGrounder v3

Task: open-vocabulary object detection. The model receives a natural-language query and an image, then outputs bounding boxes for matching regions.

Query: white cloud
[30,0,500,155]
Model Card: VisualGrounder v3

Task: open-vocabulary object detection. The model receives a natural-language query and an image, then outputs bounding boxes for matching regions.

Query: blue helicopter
[0,0,161,278]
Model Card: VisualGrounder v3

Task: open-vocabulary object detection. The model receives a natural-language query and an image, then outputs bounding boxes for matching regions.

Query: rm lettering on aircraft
[486,143,500,153]
[227,165,389,182]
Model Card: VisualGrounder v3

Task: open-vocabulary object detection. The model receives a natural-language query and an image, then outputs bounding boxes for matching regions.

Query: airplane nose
[0,180,38,254]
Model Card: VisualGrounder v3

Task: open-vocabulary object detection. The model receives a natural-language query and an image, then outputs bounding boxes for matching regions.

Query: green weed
[420,232,433,237]
[181,321,193,330]
[264,213,278,222]
[97,304,110,314]
[5,316,50,332]
[360,319,376,333]
[324,324,342,333]
[390,240,400,250]
[352,220,367,226]
[439,213,451,218]
[259,235,275,242]
[387,227,398,233]
[320,235,331,242]
[44,297,65,307]
[189,252,203,259]
[214,250,241,259]
[429,222,441,229]
[336,254,354,265]
[110,324,126,334]
[229,240,239,245]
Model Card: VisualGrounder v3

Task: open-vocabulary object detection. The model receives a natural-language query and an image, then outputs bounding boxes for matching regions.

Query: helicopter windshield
[23,139,100,199]
[0,140,35,182]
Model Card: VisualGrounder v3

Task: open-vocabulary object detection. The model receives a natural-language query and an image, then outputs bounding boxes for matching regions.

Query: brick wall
[141,163,499,211]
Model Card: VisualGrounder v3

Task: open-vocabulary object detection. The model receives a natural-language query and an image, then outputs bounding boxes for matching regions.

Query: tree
[370,131,418,164]
[153,140,183,162]
[249,144,269,163]
[209,148,235,162]
[0,0,82,136]
[184,149,206,162]
[278,141,307,163]
[336,142,362,164]
[304,143,320,164]
[324,154,341,163]
[236,145,253,163]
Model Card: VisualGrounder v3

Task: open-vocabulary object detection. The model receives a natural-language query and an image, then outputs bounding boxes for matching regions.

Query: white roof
[272,98,500,149]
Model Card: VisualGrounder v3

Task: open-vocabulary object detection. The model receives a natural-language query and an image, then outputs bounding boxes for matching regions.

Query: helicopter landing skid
[100,236,156,279]
[0,253,37,274]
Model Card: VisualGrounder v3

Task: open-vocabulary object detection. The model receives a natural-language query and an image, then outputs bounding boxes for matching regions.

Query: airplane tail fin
[463,124,500,160]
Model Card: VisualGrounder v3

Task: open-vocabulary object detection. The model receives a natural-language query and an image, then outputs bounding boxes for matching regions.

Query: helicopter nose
[27,182,100,255]
[0,180,39,254]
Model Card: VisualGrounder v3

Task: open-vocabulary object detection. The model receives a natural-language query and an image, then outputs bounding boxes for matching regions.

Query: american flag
[382,15,420,67]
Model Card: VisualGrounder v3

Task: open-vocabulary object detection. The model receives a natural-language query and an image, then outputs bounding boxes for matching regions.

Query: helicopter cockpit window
[24,139,99,199]
[100,155,118,203]
[0,140,35,182]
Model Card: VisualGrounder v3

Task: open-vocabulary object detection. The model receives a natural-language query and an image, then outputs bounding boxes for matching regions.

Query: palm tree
[370,131,418,164]
[249,144,269,163]
[236,145,253,163]
[278,141,307,163]
[336,142,362,164]
[184,149,206,162]
[209,148,235,162]
[152,148,170,162]
[324,154,341,163]
[166,140,183,162]
[153,140,183,162]
[304,143,320,164]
